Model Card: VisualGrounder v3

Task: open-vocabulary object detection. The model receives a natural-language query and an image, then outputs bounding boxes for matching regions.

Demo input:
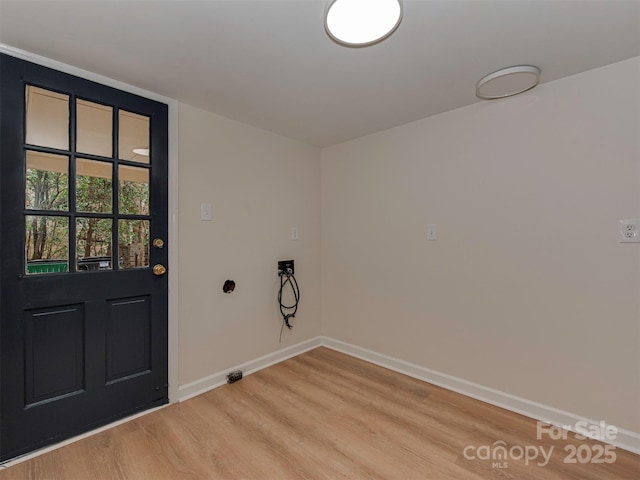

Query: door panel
[24,304,85,405]
[105,296,151,383]
[0,54,169,461]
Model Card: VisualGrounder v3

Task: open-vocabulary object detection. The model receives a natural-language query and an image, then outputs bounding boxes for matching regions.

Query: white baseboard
[177,335,639,453]
[320,337,640,455]
[177,337,323,402]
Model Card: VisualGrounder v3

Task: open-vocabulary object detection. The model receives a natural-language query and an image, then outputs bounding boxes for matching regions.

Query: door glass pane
[118,220,150,269]
[25,86,69,150]
[76,159,112,213]
[119,110,150,164]
[25,216,69,274]
[119,165,149,215]
[25,151,69,211]
[76,99,113,157]
[76,218,112,270]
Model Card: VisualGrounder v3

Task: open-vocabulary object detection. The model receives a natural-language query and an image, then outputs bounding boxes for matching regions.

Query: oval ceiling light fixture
[132,148,149,156]
[325,0,403,47]
[476,65,541,99]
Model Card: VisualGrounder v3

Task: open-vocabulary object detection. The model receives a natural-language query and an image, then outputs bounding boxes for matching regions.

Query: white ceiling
[1,0,639,147]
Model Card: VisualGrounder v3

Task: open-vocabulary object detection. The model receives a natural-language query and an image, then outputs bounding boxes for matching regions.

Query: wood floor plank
[1,347,638,479]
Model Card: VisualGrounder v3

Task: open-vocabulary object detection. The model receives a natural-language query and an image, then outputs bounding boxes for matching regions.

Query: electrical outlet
[619,219,640,243]
[291,226,299,240]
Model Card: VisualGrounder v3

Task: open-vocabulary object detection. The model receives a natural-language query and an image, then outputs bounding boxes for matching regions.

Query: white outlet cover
[619,219,640,243]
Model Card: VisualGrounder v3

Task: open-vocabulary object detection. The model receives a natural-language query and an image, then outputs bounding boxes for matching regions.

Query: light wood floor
[1,347,638,479]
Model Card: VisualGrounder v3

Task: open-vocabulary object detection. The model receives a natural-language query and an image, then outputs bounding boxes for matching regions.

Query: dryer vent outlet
[226,370,243,384]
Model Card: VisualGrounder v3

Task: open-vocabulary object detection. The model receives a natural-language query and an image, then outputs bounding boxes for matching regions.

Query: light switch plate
[427,224,437,240]
[200,203,212,221]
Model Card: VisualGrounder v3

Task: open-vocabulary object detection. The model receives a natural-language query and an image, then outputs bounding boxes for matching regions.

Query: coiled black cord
[278,271,300,342]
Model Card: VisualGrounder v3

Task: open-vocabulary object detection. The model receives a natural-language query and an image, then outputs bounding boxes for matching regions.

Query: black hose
[278,272,300,342]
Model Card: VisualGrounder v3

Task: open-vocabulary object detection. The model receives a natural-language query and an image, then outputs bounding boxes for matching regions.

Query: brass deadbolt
[153,264,167,276]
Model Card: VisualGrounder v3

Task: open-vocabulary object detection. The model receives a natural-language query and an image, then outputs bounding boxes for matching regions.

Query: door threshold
[0,404,168,469]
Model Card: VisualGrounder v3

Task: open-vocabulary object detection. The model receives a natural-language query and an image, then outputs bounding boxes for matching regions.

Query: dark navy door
[0,54,169,460]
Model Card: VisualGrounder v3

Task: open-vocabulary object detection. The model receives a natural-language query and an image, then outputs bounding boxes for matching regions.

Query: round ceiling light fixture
[325,0,403,47]
[132,148,149,156]
[476,65,541,100]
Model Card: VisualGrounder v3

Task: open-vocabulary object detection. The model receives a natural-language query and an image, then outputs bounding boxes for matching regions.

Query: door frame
[0,43,180,405]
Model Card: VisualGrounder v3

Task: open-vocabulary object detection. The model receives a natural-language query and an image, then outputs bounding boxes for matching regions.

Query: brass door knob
[153,264,167,276]
[153,238,164,249]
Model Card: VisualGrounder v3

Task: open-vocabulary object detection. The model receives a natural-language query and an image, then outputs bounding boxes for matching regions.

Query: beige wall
[321,58,640,432]
[176,58,639,432]
[178,104,321,386]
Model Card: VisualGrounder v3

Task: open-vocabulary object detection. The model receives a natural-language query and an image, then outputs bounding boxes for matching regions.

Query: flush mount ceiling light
[325,0,403,47]
[476,65,541,100]
[132,148,149,156]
